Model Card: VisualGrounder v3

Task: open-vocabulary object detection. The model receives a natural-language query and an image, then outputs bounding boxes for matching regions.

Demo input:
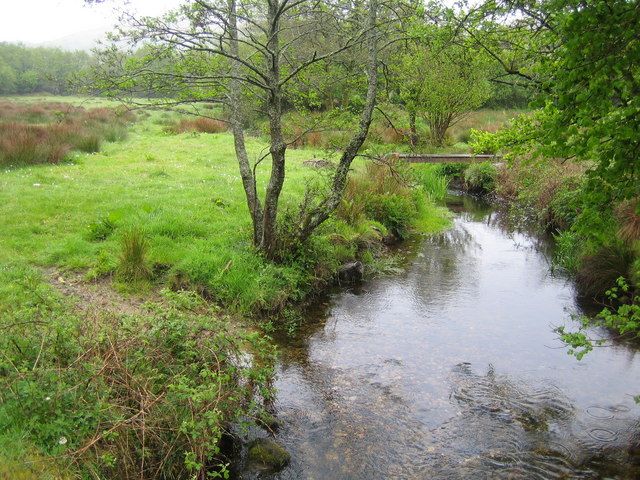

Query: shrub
[469,129,501,154]
[117,228,152,282]
[463,162,497,193]
[0,268,276,479]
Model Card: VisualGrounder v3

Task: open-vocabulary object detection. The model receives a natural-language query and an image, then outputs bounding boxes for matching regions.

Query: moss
[247,439,291,472]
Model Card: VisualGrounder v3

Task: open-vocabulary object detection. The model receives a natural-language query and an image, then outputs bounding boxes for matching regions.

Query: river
[241,194,640,479]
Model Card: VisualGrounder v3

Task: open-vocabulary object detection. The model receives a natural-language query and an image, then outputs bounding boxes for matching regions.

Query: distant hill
[39,27,110,52]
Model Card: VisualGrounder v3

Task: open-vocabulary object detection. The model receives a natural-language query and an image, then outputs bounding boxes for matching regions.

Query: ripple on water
[587,428,617,442]
[585,406,615,420]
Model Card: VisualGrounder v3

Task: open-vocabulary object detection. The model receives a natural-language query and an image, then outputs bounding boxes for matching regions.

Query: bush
[469,129,501,154]
[0,268,276,479]
[463,162,497,193]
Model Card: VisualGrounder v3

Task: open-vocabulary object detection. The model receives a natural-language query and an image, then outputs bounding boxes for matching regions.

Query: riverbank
[0,99,451,478]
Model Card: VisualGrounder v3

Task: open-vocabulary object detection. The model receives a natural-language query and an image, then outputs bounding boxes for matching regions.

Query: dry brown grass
[0,101,133,167]
[286,126,350,149]
[616,198,640,244]
[166,117,227,134]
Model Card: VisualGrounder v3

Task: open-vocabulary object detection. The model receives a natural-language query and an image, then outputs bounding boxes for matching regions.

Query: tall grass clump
[337,159,435,239]
[166,117,227,134]
[117,228,152,282]
[411,164,449,202]
[0,101,133,167]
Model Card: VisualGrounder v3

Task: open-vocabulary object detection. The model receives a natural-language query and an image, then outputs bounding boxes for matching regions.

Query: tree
[398,42,493,146]
[0,60,17,94]
[462,0,640,202]
[91,0,408,259]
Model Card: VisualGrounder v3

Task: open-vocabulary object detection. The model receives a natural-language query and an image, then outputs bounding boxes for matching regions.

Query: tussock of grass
[117,228,152,282]
[166,117,227,134]
[0,100,133,167]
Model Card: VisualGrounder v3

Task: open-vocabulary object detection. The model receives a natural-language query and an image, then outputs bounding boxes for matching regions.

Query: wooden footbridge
[387,153,502,164]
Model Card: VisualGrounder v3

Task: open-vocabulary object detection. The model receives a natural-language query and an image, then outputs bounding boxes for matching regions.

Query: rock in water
[247,439,291,472]
[338,261,364,284]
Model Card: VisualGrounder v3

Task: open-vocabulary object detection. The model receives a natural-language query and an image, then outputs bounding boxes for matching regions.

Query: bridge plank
[388,153,501,164]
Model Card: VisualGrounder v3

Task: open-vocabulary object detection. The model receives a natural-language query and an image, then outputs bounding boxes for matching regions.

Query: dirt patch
[46,269,156,317]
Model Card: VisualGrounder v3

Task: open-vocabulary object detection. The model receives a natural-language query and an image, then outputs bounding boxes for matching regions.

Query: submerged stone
[337,261,364,284]
[247,438,290,472]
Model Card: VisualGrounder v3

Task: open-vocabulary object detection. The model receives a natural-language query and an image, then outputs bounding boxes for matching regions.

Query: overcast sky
[0,0,183,44]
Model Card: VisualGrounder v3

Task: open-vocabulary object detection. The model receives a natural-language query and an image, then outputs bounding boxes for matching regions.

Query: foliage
[396,40,493,146]
[463,162,497,193]
[0,42,90,95]
[556,277,639,360]
[466,0,640,268]
[0,265,276,479]
[91,0,392,257]
[469,129,501,155]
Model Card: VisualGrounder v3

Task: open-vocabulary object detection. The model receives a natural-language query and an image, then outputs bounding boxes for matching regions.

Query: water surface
[245,195,640,479]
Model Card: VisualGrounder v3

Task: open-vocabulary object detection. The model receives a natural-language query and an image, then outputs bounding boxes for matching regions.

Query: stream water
[242,194,640,479]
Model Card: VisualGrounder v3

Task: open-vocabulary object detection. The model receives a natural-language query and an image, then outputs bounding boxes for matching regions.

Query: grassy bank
[0,101,449,314]
[0,96,451,478]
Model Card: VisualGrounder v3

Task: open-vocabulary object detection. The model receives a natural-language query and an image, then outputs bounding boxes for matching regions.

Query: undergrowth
[0,264,276,479]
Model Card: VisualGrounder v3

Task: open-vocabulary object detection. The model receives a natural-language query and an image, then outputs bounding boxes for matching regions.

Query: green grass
[0,97,450,314]
[0,430,75,480]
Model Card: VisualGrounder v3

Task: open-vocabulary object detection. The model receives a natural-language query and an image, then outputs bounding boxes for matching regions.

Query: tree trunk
[260,0,287,258]
[227,0,263,245]
[428,114,451,147]
[409,109,418,148]
[298,0,379,242]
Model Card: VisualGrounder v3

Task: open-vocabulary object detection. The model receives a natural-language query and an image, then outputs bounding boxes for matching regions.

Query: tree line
[0,43,91,95]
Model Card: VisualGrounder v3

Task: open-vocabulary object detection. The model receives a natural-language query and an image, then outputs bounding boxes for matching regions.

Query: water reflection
[241,195,640,479]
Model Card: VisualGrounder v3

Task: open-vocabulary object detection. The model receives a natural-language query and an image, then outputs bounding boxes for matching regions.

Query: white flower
[58,437,67,445]
[45,396,51,401]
